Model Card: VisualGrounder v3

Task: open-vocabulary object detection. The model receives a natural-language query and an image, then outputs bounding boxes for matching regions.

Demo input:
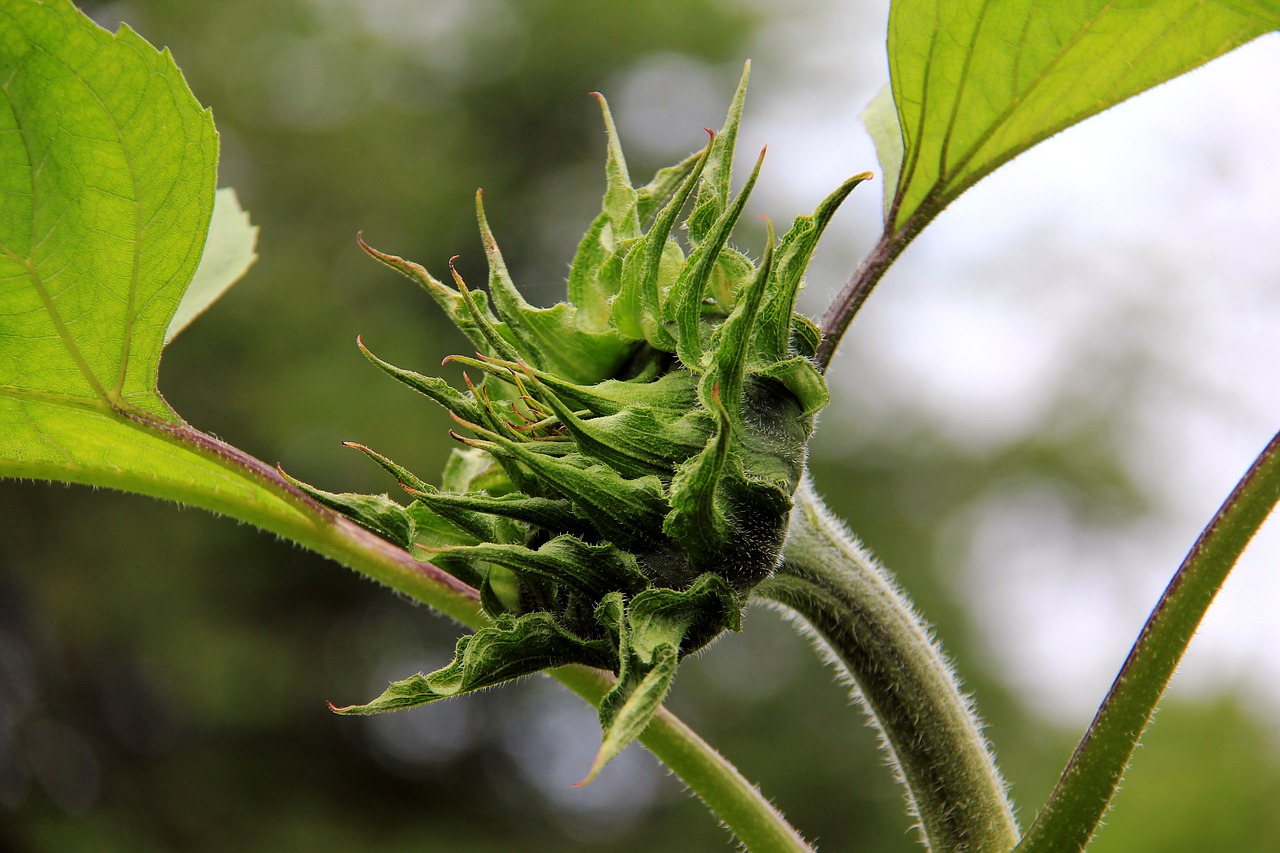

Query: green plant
[2,0,1278,850]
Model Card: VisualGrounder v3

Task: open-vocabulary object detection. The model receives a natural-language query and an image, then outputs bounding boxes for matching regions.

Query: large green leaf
[881,0,1278,234]
[0,0,479,625]
[0,0,296,524]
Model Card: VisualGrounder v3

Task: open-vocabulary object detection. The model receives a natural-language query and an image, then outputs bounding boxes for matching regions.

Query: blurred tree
[3,1,1279,851]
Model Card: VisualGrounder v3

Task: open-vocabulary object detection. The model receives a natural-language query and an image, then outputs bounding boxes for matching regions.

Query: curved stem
[553,665,814,853]
[817,202,941,373]
[127,412,482,624]
[117,414,812,852]
[758,477,1019,853]
[1015,429,1280,853]
[816,228,899,372]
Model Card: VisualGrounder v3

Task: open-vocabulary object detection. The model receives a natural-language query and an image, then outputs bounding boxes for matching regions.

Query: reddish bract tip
[447,257,469,289]
[575,750,608,788]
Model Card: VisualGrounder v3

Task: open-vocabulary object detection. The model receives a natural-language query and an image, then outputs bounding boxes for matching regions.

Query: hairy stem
[759,477,1019,852]
[125,413,812,852]
[1015,429,1280,853]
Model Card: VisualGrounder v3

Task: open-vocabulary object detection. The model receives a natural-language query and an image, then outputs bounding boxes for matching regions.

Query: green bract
[293,65,868,780]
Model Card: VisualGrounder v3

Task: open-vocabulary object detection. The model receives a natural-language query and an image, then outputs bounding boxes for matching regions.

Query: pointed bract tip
[355,232,385,258]
[447,256,469,290]
[277,463,307,494]
[448,412,497,441]
[574,751,608,788]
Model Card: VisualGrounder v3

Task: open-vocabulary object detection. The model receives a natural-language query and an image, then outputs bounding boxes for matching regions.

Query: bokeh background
[3,1,1279,850]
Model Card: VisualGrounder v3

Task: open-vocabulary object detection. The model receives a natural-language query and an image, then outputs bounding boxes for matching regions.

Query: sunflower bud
[294,63,869,780]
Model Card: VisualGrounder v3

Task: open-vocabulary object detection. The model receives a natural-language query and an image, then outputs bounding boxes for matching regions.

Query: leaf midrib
[911,0,1262,232]
[0,383,112,410]
[0,70,110,406]
[0,244,112,404]
[65,40,148,404]
[0,35,148,411]
[895,0,1120,231]
[939,0,1111,188]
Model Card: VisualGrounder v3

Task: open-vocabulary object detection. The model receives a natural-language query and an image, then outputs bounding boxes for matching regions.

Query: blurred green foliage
[3,1,1279,851]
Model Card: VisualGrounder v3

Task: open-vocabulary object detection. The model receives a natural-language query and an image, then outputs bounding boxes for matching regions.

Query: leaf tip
[574,751,608,788]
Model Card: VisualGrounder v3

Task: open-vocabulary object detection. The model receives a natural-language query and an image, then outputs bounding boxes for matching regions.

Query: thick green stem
[1015,429,1280,853]
[112,414,812,853]
[759,477,1019,853]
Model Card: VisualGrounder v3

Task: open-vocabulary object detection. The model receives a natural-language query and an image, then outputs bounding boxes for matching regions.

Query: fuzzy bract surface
[292,66,866,779]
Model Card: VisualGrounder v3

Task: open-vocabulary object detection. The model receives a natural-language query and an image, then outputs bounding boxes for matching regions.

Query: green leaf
[0,1,302,533]
[429,535,649,599]
[330,612,614,714]
[584,575,741,784]
[166,187,258,343]
[582,644,677,785]
[882,0,1277,234]
[0,0,213,419]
